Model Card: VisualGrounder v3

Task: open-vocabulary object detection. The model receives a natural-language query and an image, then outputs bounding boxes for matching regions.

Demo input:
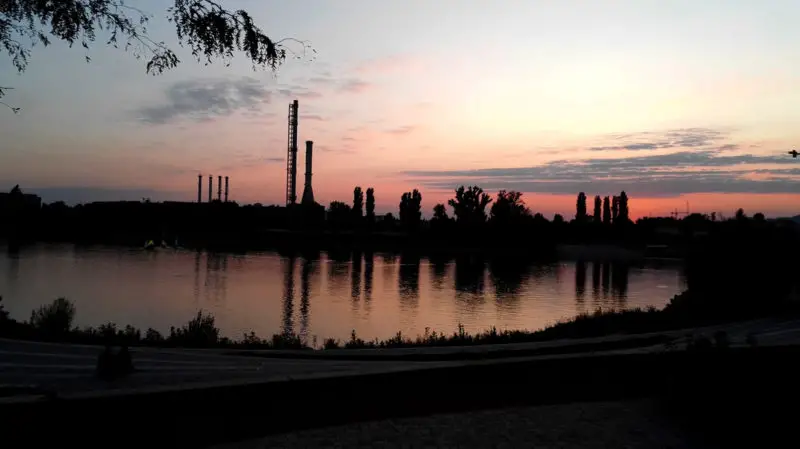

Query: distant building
[0,185,42,212]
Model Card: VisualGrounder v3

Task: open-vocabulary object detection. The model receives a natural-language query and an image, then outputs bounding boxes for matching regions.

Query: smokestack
[224,176,229,202]
[217,175,222,201]
[286,100,299,205]
[208,175,213,202]
[197,174,202,203]
[301,140,315,205]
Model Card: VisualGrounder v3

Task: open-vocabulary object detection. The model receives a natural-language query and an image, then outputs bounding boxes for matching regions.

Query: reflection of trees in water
[427,254,449,291]
[489,257,528,299]
[380,253,396,286]
[299,257,313,341]
[363,252,374,313]
[587,261,631,309]
[575,260,587,306]
[351,250,362,304]
[204,252,228,305]
[454,256,486,295]
[281,256,296,336]
[326,250,350,298]
[398,252,421,307]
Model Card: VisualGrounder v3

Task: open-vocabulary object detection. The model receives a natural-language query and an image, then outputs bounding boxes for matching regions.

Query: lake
[0,244,685,343]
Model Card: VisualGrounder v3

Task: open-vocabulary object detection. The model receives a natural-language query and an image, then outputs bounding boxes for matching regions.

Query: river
[0,244,685,343]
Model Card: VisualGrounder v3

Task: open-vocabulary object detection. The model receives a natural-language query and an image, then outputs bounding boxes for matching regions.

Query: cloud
[135,77,271,125]
[352,54,421,73]
[403,149,800,196]
[588,128,727,152]
[265,157,284,163]
[277,86,323,99]
[385,125,416,135]
[300,114,326,122]
[338,79,372,94]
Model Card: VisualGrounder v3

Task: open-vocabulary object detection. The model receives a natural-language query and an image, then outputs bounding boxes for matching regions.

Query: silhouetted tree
[490,190,530,226]
[327,201,351,229]
[754,212,766,222]
[352,186,364,219]
[433,204,449,221]
[448,186,492,226]
[593,196,602,223]
[576,192,587,222]
[1,0,313,111]
[398,189,422,230]
[618,191,629,222]
[735,208,747,221]
[602,196,611,224]
[365,187,375,223]
[553,214,565,224]
[611,196,619,223]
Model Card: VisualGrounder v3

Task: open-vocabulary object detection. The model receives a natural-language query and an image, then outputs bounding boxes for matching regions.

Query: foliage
[602,196,611,224]
[432,203,449,221]
[398,189,422,230]
[448,185,492,226]
[365,187,375,223]
[490,190,530,225]
[618,191,629,223]
[352,186,364,219]
[575,192,587,222]
[1,0,312,110]
[611,195,619,223]
[0,296,8,322]
[168,310,218,347]
[326,200,352,229]
[29,297,76,338]
[593,196,602,223]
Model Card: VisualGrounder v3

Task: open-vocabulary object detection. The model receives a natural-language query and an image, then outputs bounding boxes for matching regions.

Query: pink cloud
[385,125,416,135]
[338,79,373,94]
[352,54,423,74]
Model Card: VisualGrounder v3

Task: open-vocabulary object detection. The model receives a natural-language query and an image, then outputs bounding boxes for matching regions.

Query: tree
[490,190,530,226]
[602,196,611,224]
[576,192,587,222]
[398,189,422,230]
[593,196,602,223]
[618,191,629,223]
[326,201,351,229]
[611,196,619,223]
[754,212,766,222]
[365,187,375,223]
[735,208,747,221]
[1,0,313,111]
[448,185,492,226]
[352,186,364,219]
[553,214,565,225]
[432,203,449,221]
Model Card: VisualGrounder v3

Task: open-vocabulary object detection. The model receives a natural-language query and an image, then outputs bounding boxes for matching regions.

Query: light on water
[0,244,685,342]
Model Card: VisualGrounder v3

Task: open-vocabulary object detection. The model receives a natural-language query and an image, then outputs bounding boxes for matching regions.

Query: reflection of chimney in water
[208,175,213,202]
[301,140,315,205]
[217,175,222,202]
[224,176,229,202]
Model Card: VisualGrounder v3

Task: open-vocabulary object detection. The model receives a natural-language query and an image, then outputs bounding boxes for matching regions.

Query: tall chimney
[197,174,202,203]
[217,175,222,202]
[286,100,299,206]
[208,175,213,202]
[301,140,315,205]
[224,176,229,202]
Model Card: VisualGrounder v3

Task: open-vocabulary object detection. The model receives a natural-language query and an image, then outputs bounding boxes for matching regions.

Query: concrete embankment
[3,345,799,448]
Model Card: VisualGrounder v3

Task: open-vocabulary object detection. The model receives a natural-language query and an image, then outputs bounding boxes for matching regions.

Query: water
[0,244,685,342]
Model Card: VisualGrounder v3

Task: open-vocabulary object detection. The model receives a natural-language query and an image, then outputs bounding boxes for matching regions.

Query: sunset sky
[2,0,800,218]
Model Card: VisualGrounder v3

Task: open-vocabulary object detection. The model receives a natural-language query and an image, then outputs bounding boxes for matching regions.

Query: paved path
[0,338,435,397]
[212,399,697,449]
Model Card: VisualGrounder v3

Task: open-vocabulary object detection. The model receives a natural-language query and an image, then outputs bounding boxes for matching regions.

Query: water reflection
[281,255,295,335]
[398,252,420,306]
[0,245,683,343]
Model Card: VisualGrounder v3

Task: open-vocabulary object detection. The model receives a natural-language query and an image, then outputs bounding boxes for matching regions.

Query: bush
[168,310,219,347]
[29,298,75,338]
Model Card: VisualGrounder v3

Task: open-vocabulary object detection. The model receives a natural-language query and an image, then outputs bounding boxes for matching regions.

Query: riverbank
[3,290,797,353]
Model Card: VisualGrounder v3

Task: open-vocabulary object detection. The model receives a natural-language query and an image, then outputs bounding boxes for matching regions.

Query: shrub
[29,297,76,338]
[168,310,219,347]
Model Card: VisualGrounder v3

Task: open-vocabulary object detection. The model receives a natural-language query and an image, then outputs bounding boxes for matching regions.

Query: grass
[0,291,796,351]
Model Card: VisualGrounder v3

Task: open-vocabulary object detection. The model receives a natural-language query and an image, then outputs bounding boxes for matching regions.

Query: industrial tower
[286,100,299,206]
[301,140,315,205]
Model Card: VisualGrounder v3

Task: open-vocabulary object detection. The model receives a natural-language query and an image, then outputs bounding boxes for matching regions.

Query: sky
[2,0,800,219]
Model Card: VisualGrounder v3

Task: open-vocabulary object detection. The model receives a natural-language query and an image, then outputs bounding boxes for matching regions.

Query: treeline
[1,184,798,254]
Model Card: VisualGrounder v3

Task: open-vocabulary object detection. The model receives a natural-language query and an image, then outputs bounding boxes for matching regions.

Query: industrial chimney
[217,175,222,202]
[301,140,315,205]
[197,174,202,203]
[208,175,213,202]
[224,176,229,202]
[286,100,299,206]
